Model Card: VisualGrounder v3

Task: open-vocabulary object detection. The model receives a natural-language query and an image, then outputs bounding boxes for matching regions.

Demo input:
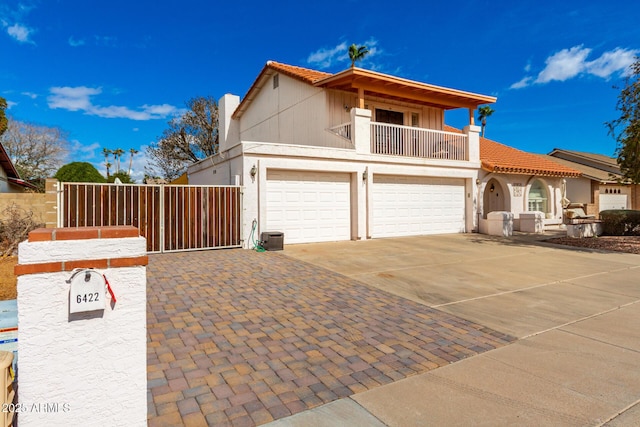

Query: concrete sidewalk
[274,234,640,426]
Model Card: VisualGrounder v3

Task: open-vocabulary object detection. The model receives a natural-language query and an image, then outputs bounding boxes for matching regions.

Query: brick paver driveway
[147,249,514,426]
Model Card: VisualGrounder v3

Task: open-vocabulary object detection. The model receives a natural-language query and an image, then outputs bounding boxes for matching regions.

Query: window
[528,180,547,212]
[273,74,279,89]
[375,109,404,125]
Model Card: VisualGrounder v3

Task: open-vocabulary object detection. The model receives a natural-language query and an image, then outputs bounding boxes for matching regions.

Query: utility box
[261,231,284,251]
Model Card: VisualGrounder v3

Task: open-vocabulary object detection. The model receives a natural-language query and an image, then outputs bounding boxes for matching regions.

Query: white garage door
[599,194,628,212]
[372,175,465,237]
[266,170,351,244]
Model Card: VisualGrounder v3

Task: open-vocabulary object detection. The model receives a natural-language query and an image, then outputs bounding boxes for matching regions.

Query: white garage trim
[372,175,466,237]
[599,194,628,212]
[266,170,351,244]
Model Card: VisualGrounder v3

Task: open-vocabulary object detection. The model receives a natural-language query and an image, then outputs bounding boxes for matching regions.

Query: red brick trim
[15,256,148,276]
[27,226,139,242]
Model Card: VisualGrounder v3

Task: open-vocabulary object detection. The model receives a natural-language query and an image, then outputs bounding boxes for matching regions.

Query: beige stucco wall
[0,192,47,223]
[478,172,564,222]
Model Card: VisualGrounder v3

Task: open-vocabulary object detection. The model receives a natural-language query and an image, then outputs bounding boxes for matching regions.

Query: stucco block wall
[0,193,46,222]
[16,226,147,427]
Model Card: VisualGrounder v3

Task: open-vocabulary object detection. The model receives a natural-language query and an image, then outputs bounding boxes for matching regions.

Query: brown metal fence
[59,183,242,253]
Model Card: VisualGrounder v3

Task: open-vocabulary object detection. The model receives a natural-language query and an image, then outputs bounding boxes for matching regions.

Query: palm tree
[477,105,495,138]
[128,148,139,176]
[102,148,112,177]
[112,148,125,173]
[348,44,369,68]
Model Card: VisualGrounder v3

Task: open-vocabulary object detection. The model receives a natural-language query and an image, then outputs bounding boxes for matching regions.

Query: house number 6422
[76,293,100,304]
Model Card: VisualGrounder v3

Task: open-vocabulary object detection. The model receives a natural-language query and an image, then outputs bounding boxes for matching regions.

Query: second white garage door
[266,170,351,244]
[372,175,465,237]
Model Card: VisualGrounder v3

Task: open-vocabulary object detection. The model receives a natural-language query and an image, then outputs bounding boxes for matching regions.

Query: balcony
[370,123,467,160]
[328,120,470,161]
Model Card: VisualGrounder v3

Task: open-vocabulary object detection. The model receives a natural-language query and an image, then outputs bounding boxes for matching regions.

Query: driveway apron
[146,249,514,426]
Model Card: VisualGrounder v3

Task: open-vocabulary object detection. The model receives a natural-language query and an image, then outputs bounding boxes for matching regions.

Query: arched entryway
[483,178,505,218]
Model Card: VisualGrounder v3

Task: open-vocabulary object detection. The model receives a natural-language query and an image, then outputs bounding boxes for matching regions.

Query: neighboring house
[547,149,639,215]
[189,61,579,245]
[0,141,37,192]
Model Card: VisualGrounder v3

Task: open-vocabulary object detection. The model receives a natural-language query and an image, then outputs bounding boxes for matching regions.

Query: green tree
[607,57,640,184]
[54,162,106,183]
[0,97,8,137]
[477,105,495,138]
[348,44,369,68]
[146,96,218,180]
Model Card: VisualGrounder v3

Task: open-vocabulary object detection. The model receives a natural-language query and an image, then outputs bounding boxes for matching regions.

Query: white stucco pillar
[16,226,147,426]
[464,124,481,163]
[351,108,372,155]
[219,94,241,153]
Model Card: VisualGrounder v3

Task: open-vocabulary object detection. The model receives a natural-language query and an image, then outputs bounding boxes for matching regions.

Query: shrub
[600,210,640,236]
[54,162,106,183]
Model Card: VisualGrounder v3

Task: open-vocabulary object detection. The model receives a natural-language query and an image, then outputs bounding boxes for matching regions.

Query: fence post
[44,179,59,228]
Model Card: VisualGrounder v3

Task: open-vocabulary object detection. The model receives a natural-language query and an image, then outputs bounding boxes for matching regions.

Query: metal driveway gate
[59,183,242,253]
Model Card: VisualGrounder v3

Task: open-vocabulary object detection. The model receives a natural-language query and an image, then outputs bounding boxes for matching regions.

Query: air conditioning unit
[261,232,284,251]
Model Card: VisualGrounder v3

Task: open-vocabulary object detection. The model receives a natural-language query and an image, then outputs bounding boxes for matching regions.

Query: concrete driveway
[278,233,640,425]
[284,233,640,339]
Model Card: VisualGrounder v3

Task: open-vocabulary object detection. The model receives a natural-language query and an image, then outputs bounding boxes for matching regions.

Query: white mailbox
[68,269,106,314]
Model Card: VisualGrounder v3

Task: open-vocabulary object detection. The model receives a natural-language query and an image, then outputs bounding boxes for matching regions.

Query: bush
[0,203,44,257]
[600,210,640,236]
[54,162,106,183]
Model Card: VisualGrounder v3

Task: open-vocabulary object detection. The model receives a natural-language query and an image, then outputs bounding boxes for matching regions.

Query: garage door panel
[373,175,465,237]
[267,170,351,244]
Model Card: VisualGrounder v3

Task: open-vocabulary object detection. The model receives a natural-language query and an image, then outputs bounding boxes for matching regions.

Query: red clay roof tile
[267,61,331,84]
[444,125,581,177]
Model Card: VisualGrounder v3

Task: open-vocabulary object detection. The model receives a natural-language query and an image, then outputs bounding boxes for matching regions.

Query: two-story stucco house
[189,61,579,245]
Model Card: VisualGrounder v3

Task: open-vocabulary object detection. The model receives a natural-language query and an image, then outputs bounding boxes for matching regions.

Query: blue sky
[1,0,639,181]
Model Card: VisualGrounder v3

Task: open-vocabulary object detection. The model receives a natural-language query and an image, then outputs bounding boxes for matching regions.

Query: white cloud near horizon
[47,86,186,121]
[307,38,380,70]
[510,45,638,89]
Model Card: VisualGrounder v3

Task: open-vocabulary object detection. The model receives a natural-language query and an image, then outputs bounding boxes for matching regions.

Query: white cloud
[6,100,17,109]
[586,47,639,78]
[510,76,533,90]
[307,42,348,69]
[68,36,85,47]
[7,22,34,44]
[48,86,100,111]
[535,45,591,83]
[70,140,101,160]
[21,91,37,99]
[510,46,639,89]
[307,38,381,70]
[47,86,185,121]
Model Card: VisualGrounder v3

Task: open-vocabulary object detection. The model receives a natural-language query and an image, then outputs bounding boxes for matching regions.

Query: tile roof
[266,61,331,84]
[444,126,581,178]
